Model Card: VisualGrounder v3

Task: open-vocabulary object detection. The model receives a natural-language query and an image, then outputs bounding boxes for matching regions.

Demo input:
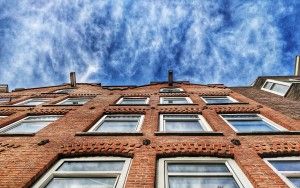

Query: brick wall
[0,83,299,188]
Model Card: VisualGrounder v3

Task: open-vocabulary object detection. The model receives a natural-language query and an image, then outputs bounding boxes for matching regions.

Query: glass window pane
[0,98,10,103]
[168,163,229,173]
[25,116,60,121]
[165,120,203,132]
[288,178,300,187]
[168,177,239,188]
[22,100,48,105]
[163,98,188,104]
[164,115,199,119]
[205,98,234,104]
[263,82,273,89]
[271,83,289,95]
[46,177,116,188]
[61,98,89,105]
[4,121,49,133]
[105,116,141,120]
[96,121,138,132]
[54,89,74,94]
[229,120,277,132]
[269,161,300,171]
[58,161,124,171]
[120,99,146,104]
[222,114,259,119]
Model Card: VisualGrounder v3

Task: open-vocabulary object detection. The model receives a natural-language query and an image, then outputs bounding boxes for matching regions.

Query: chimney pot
[70,72,76,87]
[0,84,9,93]
[295,55,300,76]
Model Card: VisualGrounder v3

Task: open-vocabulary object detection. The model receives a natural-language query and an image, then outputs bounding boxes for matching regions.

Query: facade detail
[0,73,299,187]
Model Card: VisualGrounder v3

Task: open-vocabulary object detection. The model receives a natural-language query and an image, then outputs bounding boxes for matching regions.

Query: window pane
[55,89,73,93]
[168,163,229,173]
[263,82,273,89]
[105,115,141,120]
[271,83,289,94]
[222,114,259,119]
[168,177,239,188]
[58,161,124,171]
[269,161,300,171]
[96,121,138,132]
[4,121,49,133]
[61,98,89,105]
[205,98,234,104]
[0,98,10,103]
[46,177,116,188]
[26,116,60,121]
[164,115,198,119]
[22,100,48,105]
[163,98,188,104]
[165,120,203,132]
[288,178,300,187]
[120,99,146,104]
[229,120,277,132]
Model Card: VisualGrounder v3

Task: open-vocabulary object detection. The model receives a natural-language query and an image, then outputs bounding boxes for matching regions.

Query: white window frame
[264,157,300,188]
[0,115,61,134]
[116,97,150,105]
[160,88,184,93]
[0,97,10,103]
[201,96,238,104]
[32,156,131,188]
[157,157,253,188]
[0,116,7,119]
[160,97,193,104]
[13,98,50,106]
[53,89,74,94]
[56,98,91,105]
[261,79,291,96]
[88,114,144,133]
[220,114,287,133]
[159,114,213,132]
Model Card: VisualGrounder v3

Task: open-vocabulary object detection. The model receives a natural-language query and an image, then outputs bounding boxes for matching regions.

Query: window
[14,98,49,106]
[0,115,61,134]
[117,97,149,105]
[57,98,90,105]
[261,79,291,96]
[160,97,192,104]
[32,157,131,188]
[221,114,286,133]
[54,89,74,94]
[0,116,7,119]
[265,157,300,188]
[0,97,10,103]
[160,88,184,93]
[201,96,238,104]
[159,114,212,132]
[88,114,144,133]
[157,157,253,188]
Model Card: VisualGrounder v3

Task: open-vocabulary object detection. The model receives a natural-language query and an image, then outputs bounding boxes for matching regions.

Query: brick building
[0,70,299,188]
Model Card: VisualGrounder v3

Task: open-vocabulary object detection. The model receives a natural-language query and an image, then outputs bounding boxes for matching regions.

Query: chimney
[168,70,173,86]
[0,84,8,93]
[295,55,300,76]
[70,72,76,87]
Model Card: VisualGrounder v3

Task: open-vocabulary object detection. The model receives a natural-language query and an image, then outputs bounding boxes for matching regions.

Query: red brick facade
[0,83,299,188]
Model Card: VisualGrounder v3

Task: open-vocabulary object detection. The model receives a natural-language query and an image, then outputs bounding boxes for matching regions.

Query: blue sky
[0,0,299,89]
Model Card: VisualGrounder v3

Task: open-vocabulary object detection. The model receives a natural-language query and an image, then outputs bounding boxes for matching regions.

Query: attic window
[261,79,291,96]
[160,88,183,93]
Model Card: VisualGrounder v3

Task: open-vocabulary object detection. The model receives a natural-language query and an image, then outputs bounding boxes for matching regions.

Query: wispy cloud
[0,0,299,89]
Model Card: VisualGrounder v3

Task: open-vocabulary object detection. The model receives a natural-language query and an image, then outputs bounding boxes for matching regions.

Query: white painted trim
[32,156,131,188]
[157,157,253,188]
[88,114,144,132]
[159,114,213,132]
[200,96,239,104]
[261,79,291,96]
[160,97,193,104]
[0,115,62,134]
[219,114,287,133]
[116,97,150,105]
[14,98,50,106]
[264,157,300,188]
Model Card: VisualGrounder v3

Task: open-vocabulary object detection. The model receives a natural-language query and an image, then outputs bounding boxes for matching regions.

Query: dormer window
[160,88,183,93]
[261,79,291,96]
[14,98,50,106]
[54,89,74,94]
[57,98,90,105]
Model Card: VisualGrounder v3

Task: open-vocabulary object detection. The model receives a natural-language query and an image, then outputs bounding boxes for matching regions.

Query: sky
[0,0,299,89]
